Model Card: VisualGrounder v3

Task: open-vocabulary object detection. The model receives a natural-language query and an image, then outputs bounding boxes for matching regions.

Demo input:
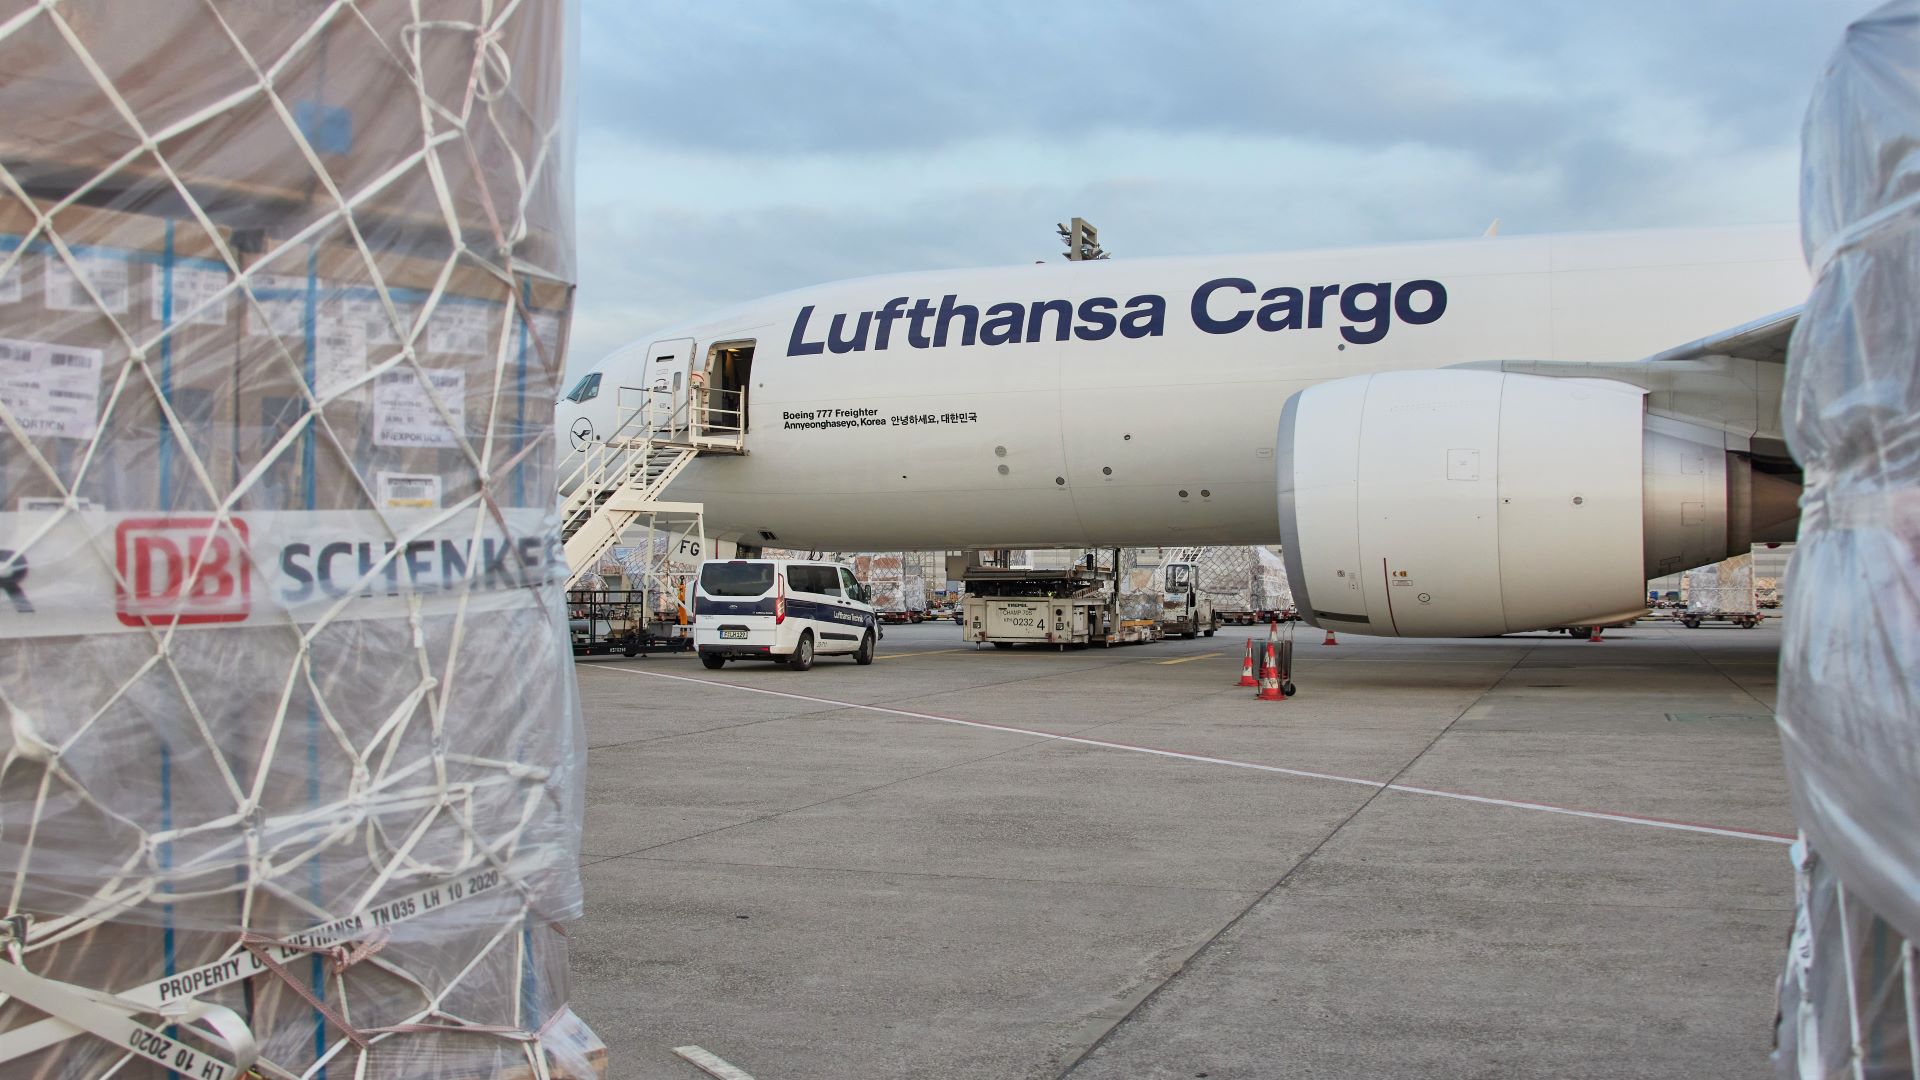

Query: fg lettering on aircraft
[787,278,1448,355]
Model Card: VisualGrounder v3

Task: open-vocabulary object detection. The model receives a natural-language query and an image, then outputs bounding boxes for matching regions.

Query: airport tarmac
[568,620,1794,1080]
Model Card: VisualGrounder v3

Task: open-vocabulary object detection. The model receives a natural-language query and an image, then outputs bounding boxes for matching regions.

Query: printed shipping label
[0,338,103,440]
[44,255,129,314]
[427,303,493,356]
[376,471,441,509]
[342,294,414,347]
[245,273,311,338]
[373,368,465,448]
[150,264,232,326]
[313,314,369,401]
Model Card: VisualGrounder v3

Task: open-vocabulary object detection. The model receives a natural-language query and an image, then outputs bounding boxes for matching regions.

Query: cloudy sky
[568,1,1862,378]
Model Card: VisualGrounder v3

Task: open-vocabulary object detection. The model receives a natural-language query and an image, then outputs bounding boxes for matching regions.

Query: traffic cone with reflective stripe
[1256,641,1285,701]
[1236,639,1257,686]
[1588,625,1604,643]
[1322,626,1339,646]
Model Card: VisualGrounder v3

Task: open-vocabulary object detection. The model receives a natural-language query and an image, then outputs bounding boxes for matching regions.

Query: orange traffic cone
[1587,625,1604,643]
[1322,626,1338,646]
[1236,639,1257,686]
[1256,641,1285,701]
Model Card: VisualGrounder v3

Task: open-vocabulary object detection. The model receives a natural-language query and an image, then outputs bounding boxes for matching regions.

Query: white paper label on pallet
[342,294,414,347]
[244,273,310,338]
[373,368,465,448]
[0,259,22,304]
[0,507,562,638]
[0,337,104,440]
[44,255,129,314]
[376,471,441,509]
[314,314,369,401]
[427,302,493,356]
[0,862,519,1065]
[151,264,232,327]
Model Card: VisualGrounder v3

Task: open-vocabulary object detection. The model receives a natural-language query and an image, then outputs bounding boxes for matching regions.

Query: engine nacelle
[1276,369,1766,637]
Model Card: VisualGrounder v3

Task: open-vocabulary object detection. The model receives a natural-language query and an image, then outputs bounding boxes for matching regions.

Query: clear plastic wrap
[0,2,600,1076]
[1685,551,1756,615]
[1773,2,1920,1074]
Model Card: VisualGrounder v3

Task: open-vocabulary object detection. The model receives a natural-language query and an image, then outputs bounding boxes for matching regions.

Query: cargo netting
[0,2,599,1077]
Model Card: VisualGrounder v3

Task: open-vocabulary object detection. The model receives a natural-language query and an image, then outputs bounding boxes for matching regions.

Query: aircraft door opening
[702,339,754,436]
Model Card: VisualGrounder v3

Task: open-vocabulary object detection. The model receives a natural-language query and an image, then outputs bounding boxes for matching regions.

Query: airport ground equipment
[961,565,1122,647]
[567,589,695,656]
[1679,611,1762,629]
[0,4,604,1076]
[1157,558,1220,639]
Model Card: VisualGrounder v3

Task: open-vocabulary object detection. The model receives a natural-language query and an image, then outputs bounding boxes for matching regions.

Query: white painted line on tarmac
[675,1045,757,1080]
[1156,652,1223,665]
[599,668,1793,846]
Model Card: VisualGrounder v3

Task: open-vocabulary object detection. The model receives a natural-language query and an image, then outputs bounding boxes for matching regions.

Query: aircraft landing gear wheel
[854,632,875,665]
[1566,627,1589,638]
[787,632,814,671]
[701,654,726,669]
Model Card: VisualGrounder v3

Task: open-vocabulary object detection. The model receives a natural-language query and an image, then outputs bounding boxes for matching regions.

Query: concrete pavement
[567,621,1792,1079]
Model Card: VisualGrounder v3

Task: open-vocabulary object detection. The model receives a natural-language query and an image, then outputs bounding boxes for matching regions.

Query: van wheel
[1203,627,1215,638]
[854,632,875,665]
[787,632,815,671]
[700,654,726,670]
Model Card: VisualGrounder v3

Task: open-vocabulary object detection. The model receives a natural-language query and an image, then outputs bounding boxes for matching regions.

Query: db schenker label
[114,517,252,627]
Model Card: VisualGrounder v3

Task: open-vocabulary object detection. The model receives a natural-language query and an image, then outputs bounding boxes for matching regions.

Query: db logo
[114,518,251,627]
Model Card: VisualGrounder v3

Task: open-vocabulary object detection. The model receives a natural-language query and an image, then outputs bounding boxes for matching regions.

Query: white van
[693,558,878,670]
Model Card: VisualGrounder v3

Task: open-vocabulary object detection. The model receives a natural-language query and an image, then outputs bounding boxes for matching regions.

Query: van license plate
[720,629,748,639]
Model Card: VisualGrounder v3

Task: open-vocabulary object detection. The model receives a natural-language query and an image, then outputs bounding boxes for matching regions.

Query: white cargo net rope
[0,3,577,1078]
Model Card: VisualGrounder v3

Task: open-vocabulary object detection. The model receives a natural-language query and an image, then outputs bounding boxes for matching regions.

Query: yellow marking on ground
[876,648,971,660]
[1157,652,1224,665]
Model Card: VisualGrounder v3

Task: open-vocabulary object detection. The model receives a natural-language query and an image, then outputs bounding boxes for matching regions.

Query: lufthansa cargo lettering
[786,279,1447,355]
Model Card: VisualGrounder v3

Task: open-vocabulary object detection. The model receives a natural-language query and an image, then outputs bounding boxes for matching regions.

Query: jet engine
[1276,369,1796,637]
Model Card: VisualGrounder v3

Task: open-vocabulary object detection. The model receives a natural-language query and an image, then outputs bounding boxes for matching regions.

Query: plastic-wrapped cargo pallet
[1684,551,1756,615]
[1772,3,1920,1075]
[0,3,601,1078]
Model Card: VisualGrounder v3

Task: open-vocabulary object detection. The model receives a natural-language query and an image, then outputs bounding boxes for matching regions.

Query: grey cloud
[583,1,1856,165]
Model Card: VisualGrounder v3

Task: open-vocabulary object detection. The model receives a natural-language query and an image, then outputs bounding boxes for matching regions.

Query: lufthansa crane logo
[569,417,595,451]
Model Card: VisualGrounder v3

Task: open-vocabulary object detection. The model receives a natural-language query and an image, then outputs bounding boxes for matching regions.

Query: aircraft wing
[1639,306,1799,366]
[1451,305,1803,446]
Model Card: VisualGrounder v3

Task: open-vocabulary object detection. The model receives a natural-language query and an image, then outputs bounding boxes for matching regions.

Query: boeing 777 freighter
[557,225,1806,638]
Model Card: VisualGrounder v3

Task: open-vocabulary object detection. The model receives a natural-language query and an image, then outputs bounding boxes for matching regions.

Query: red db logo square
[114,517,251,627]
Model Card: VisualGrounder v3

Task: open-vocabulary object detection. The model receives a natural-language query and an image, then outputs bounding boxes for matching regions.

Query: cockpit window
[565,372,602,402]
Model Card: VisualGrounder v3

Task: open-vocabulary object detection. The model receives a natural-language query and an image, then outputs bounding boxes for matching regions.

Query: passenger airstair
[560,384,746,592]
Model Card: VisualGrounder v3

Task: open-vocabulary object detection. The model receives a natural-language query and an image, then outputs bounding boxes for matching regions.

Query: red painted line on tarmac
[601,667,1792,846]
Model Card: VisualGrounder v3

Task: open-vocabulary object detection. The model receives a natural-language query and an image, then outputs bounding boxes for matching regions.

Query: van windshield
[701,562,774,597]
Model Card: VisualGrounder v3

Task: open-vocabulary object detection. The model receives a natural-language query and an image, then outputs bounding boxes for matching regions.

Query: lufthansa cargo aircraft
[557,225,1807,638]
